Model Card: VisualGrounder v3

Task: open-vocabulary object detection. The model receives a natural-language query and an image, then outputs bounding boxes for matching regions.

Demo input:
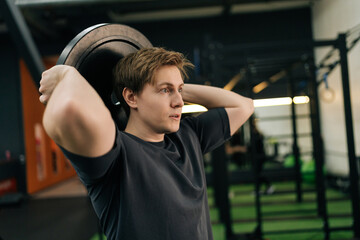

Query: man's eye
[161,88,169,93]
[178,88,183,93]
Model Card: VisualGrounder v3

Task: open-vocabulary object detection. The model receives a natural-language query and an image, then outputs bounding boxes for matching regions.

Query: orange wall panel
[20,58,76,194]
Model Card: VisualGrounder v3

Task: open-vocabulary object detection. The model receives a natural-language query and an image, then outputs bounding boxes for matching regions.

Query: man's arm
[181,84,254,136]
[40,65,116,157]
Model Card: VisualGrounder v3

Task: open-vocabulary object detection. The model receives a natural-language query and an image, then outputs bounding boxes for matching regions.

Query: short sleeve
[183,108,231,154]
[60,128,121,184]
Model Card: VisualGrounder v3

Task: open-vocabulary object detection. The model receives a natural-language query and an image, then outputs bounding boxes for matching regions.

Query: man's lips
[169,114,181,119]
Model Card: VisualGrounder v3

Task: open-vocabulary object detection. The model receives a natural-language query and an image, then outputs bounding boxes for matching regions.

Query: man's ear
[122,87,137,109]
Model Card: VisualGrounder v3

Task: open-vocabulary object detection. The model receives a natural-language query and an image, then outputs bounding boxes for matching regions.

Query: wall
[312,0,360,176]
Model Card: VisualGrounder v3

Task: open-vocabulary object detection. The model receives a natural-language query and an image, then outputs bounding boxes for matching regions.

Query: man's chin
[164,126,180,134]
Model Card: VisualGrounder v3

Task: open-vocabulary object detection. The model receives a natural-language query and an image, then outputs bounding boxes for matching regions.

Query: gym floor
[209,182,353,240]
[0,177,99,240]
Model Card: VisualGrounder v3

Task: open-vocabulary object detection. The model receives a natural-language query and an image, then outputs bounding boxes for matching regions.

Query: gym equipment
[57,23,153,130]
[204,33,360,239]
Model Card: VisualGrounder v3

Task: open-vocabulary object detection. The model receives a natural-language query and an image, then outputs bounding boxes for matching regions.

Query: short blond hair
[113,47,194,116]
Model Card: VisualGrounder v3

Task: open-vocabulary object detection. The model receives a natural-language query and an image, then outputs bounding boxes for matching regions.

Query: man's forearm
[182,84,254,135]
[182,84,252,109]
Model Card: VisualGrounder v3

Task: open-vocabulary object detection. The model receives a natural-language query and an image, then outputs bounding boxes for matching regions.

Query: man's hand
[39,65,74,105]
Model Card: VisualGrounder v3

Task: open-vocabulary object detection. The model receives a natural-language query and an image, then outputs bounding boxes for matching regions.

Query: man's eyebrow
[157,82,184,87]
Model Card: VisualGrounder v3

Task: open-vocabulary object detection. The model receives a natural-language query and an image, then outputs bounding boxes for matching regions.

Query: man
[39,47,254,240]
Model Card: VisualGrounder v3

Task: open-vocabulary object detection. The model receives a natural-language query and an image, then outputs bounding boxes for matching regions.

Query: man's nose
[171,91,184,108]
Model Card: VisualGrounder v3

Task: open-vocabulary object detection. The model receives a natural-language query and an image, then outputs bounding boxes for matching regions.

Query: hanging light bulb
[320,73,336,103]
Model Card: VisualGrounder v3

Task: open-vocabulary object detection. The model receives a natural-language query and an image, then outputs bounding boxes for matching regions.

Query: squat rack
[205,33,359,239]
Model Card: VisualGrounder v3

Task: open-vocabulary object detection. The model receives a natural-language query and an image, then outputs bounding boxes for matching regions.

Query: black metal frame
[307,44,330,240]
[205,35,360,240]
[287,68,302,203]
[337,33,360,238]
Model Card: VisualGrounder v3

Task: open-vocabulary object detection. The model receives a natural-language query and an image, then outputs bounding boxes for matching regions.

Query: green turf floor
[209,181,354,240]
[90,181,355,240]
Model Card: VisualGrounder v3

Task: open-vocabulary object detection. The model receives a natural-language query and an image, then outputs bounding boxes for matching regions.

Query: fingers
[38,81,45,94]
[38,65,75,105]
[39,81,49,105]
[39,70,48,105]
[39,70,57,105]
[39,94,48,105]
[38,66,60,105]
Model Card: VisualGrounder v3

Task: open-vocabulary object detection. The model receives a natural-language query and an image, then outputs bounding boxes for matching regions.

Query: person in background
[225,129,248,169]
[225,119,275,195]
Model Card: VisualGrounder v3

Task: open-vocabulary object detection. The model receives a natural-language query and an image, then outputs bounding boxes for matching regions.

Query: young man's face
[135,65,184,136]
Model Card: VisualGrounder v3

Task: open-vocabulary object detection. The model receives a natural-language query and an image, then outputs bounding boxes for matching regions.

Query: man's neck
[125,116,165,142]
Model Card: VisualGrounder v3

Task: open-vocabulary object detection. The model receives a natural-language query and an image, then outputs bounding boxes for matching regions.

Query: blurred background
[0,0,359,239]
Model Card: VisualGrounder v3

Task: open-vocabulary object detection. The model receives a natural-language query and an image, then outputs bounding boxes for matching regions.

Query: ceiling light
[293,96,310,104]
[254,96,309,108]
[253,81,269,94]
[181,96,310,113]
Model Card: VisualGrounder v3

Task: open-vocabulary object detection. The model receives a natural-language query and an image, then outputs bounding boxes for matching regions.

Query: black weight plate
[57,23,153,130]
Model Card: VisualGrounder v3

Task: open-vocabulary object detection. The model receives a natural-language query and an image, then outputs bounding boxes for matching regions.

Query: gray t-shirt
[62,108,230,240]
